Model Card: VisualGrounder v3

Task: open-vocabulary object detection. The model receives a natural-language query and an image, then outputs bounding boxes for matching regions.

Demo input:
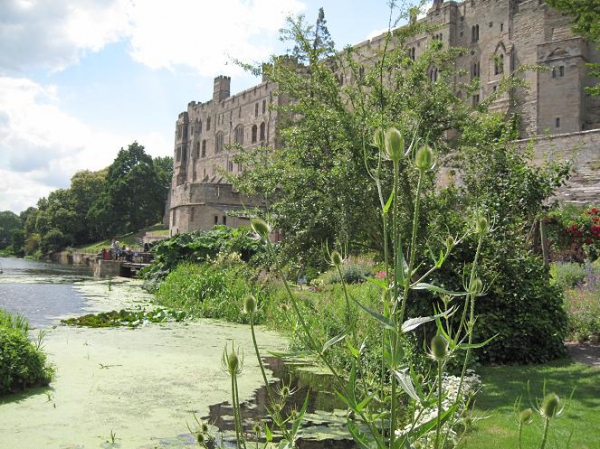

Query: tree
[89,142,164,237]
[153,155,174,207]
[0,211,22,249]
[547,0,600,95]
[70,169,107,242]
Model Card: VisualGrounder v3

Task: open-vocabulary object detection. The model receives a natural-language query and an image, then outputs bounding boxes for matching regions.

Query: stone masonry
[169,0,600,235]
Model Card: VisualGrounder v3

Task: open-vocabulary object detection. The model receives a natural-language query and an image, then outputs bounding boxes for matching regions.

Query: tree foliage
[0,211,21,249]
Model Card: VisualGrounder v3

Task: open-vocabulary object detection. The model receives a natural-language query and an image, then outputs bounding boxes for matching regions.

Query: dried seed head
[519,408,534,424]
[384,127,404,163]
[540,393,560,418]
[415,145,434,172]
[331,250,343,267]
[196,433,205,444]
[430,335,448,361]
[251,218,270,240]
[244,295,257,314]
[373,127,385,150]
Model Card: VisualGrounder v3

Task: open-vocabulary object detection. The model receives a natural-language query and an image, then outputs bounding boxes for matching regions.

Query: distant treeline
[0,142,172,256]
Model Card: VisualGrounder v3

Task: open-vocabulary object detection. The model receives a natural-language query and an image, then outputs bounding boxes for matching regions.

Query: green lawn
[75,224,167,253]
[461,359,600,449]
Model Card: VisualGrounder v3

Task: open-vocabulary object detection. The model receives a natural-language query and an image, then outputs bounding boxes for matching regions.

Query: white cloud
[0,0,131,72]
[127,0,305,76]
[0,76,140,213]
[0,0,305,76]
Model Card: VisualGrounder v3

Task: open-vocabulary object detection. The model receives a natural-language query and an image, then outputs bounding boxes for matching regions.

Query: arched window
[198,120,203,133]
[251,125,258,143]
[429,67,438,82]
[207,117,211,131]
[494,54,504,75]
[255,103,259,117]
[234,125,244,145]
[262,100,266,114]
[471,25,479,43]
[201,140,207,158]
[259,122,266,141]
[215,132,224,153]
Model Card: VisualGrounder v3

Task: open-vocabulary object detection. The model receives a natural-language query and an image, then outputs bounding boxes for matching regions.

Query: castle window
[190,207,195,222]
[214,216,218,225]
[215,132,224,153]
[409,47,416,61]
[222,216,227,226]
[429,67,438,82]
[494,54,504,75]
[262,100,266,114]
[472,94,480,105]
[201,140,207,158]
[259,122,266,141]
[237,161,243,172]
[176,146,181,162]
[255,103,259,117]
[472,61,480,79]
[207,117,211,131]
[238,107,242,118]
[359,66,365,80]
[488,22,493,28]
[500,23,504,32]
[190,125,194,135]
[251,125,258,143]
[471,25,479,43]
[198,120,202,133]
[228,161,233,172]
[555,117,561,128]
[559,66,565,77]
[194,141,200,158]
[234,125,244,145]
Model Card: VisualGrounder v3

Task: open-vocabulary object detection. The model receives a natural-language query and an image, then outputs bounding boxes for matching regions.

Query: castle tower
[213,76,231,103]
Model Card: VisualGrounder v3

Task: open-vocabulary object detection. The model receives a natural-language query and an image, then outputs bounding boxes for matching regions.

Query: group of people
[100,239,134,262]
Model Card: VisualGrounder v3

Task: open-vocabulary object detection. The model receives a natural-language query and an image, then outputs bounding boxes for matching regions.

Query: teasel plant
[240,123,494,449]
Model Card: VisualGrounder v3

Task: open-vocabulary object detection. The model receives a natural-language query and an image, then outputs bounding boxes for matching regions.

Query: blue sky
[0,0,422,214]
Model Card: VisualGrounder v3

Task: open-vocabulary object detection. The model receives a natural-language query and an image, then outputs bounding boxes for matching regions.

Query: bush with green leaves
[140,225,263,291]
[154,261,259,323]
[550,262,588,289]
[0,309,54,395]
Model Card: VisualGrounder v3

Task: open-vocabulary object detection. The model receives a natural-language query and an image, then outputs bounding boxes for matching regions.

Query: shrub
[564,287,600,344]
[0,309,54,395]
[474,257,568,364]
[550,262,588,289]
[154,262,259,323]
[319,255,375,285]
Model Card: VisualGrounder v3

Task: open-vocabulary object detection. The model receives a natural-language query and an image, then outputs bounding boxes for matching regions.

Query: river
[0,257,353,449]
[0,256,93,327]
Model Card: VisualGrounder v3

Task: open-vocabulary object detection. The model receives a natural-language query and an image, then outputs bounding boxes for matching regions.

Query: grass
[461,359,600,449]
[76,224,167,254]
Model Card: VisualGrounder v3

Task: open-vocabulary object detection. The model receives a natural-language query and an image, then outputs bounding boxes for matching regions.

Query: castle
[169,0,600,235]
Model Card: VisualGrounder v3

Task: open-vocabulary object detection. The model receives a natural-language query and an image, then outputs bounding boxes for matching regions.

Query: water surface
[0,257,93,327]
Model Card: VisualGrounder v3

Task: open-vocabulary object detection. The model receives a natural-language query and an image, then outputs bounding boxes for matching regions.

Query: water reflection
[204,357,356,449]
[0,257,93,327]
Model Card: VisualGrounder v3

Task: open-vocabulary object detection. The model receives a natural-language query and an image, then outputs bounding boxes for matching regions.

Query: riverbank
[0,277,287,449]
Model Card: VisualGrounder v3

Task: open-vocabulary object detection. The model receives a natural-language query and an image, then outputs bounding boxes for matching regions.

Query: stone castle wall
[169,0,600,235]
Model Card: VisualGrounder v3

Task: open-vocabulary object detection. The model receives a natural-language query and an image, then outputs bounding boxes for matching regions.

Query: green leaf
[351,294,395,331]
[356,393,375,413]
[411,283,466,296]
[407,403,459,441]
[394,369,421,403]
[401,307,456,333]
[264,422,273,442]
[458,334,497,350]
[322,333,346,353]
[383,187,395,214]
[347,421,376,449]
[346,340,360,358]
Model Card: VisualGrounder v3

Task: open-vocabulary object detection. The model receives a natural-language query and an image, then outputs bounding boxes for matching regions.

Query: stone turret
[213,75,231,103]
